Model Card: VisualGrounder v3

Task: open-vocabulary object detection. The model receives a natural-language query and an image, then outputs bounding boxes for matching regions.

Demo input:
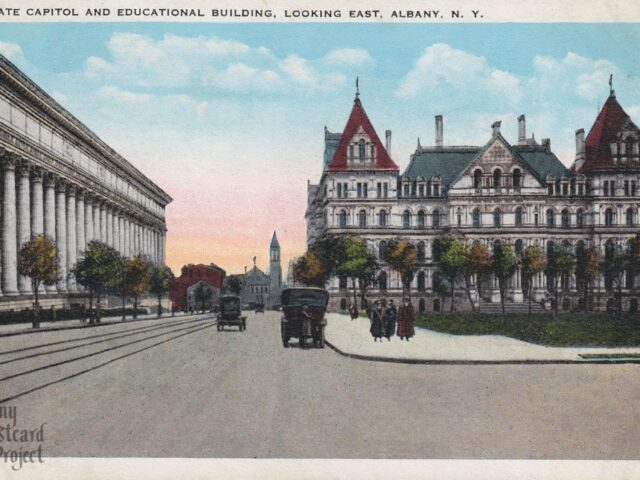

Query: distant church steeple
[269,231,282,295]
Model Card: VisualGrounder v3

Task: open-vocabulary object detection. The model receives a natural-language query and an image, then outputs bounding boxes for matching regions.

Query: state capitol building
[0,55,171,310]
[306,83,640,313]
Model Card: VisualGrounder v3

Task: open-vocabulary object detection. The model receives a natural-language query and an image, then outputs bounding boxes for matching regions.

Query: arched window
[379,241,387,260]
[605,208,615,227]
[627,138,634,158]
[358,209,367,228]
[626,208,634,226]
[378,271,387,292]
[402,210,411,229]
[493,169,502,188]
[493,208,502,228]
[417,210,425,229]
[378,210,387,227]
[456,208,463,227]
[433,298,441,312]
[417,241,425,262]
[515,239,524,256]
[432,210,440,228]
[513,168,522,189]
[546,209,555,228]
[473,169,482,189]
[472,208,481,228]
[515,207,523,227]
[340,298,347,310]
[338,210,347,228]
[358,139,366,161]
[417,271,425,290]
[339,276,348,289]
[561,209,570,228]
[576,208,585,228]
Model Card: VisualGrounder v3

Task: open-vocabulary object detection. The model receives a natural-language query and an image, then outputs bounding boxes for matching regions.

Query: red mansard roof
[326,98,399,172]
[583,93,636,171]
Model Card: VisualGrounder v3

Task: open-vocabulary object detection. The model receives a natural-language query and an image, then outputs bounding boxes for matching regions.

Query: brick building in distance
[169,263,226,312]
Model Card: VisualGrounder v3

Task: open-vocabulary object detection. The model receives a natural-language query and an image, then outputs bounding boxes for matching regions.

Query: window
[337,183,342,198]
[561,209,570,228]
[547,183,554,196]
[515,207,523,227]
[433,183,440,197]
[378,271,387,292]
[379,241,387,259]
[377,182,382,198]
[472,208,481,228]
[418,184,425,197]
[493,169,502,188]
[603,181,609,196]
[605,208,615,227]
[493,208,502,228]
[357,183,362,198]
[358,210,367,228]
[356,183,367,198]
[633,181,637,196]
[417,271,425,290]
[339,277,348,289]
[378,210,387,227]
[546,209,555,227]
[417,242,426,262]
[349,145,354,162]
[417,211,425,229]
[570,179,576,195]
[562,183,568,195]
[627,138,634,158]
[576,209,585,228]
[358,140,366,161]
[402,210,411,229]
[457,209,462,227]
[338,210,347,228]
[534,213,539,226]
[383,183,388,198]
[433,298,441,312]
[578,183,585,196]
[627,208,634,226]
[513,169,522,189]
[473,169,482,189]
[432,210,440,228]
[370,144,375,160]
[403,184,410,197]
[611,181,616,196]
[625,180,630,196]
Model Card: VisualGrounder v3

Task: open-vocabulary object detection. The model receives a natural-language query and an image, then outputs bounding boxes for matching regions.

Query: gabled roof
[326,98,399,172]
[517,147,568,179]
[583,93,639,171]
[404,148,479,189]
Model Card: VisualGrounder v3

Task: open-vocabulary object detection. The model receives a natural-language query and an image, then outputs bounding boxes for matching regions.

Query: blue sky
[1,23,639,272]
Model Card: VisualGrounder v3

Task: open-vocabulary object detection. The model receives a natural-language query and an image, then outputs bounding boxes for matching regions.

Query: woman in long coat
[369,301,384,342]
[396,298,415,341]
[383,300,397,341]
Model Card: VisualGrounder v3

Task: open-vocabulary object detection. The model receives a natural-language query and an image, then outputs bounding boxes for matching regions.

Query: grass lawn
[415,312,640,347]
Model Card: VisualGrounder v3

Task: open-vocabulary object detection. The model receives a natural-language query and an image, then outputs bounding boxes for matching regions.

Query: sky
[1,23,640,277]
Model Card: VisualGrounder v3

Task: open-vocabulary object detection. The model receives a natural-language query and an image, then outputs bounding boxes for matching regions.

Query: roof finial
[609,73,614,95]
[417,137,422,150]
[355,76,360,102]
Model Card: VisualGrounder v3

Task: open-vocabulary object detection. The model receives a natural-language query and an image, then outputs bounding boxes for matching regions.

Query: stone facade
[0,55,171,310]
[306,89,640,314]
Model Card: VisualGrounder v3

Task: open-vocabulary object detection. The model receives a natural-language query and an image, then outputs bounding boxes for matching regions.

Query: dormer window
[358,139,366,161]
[370,144,375,160]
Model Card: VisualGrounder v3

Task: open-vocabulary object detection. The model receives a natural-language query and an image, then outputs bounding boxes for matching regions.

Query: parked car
[280,287,328,349]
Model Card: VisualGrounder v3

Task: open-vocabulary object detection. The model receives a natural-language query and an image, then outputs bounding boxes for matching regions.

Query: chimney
[542,138,550,152]
[517,114,526,145]
[491,120,501,137]
[385,129,392,155]
[574,128,585,170]
[435,115,443,147]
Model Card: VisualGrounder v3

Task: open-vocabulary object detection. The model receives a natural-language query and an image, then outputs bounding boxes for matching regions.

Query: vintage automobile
[217,295,247,331]
[254,303,265,314]
[280,287,329,349]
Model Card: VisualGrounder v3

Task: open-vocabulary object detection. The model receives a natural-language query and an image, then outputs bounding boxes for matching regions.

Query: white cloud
[99,86,153,104]
[0,41,23,62]
[323,48,373,67]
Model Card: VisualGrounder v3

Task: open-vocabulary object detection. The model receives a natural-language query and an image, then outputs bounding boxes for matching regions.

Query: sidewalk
[0,311,201,338]
[324,314,640,364]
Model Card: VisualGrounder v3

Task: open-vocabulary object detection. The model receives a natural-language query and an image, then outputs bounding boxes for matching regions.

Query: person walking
[349,302,359,321]
[383,299,397,341]
[369,300,384,342]
[396,297,415,341]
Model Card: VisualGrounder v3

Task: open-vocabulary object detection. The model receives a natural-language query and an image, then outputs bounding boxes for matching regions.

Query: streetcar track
[0,315,214,356]
[0,320,212,384]
[0,317,212,366]
[0,323,216,404]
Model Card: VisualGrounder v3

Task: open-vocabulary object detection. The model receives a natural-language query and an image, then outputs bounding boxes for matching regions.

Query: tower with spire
[269,231,282,306]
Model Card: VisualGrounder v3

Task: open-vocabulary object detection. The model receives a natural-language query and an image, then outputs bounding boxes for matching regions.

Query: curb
[324,340,640,365]
[0,314,214,339]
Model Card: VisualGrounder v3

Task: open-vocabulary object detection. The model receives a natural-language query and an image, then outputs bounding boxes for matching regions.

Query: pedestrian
[369,300,384,342]
[383,299,397,341]
[349,302,359,321]
[396,297,415,341]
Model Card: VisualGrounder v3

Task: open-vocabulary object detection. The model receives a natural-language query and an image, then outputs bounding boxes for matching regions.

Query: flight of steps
[477,299,547,314]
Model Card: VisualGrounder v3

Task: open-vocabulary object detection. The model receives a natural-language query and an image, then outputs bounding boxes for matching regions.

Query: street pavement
[0,311,639,459]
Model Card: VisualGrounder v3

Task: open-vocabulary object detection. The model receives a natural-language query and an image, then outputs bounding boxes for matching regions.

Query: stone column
[100,203,107,243]
[76,190,85,257]
[16,163,32,294]
[106,207,113,247]
[43,174,57,294]
[66,185,77,292]
[30,168,44,236]
[84,194,93,245]
[513,268,524,303]
[489,274,500,303]
[92,200,100,243]
[2,156,18,295]
[55,180,67,293]
[117,214,123,255]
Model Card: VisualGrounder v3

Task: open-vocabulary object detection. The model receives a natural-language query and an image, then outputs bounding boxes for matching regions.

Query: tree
[575,244,601,311]
[602,243,626,314]
[226,275,243,295]
[383,238,417,300]
[122,256,151,319]
[194,282,213,313]
[17,235,59,328]
[332,237,378,310]
[292,250,330,287]
[148,265,173,317]
[545,244,576,315]
[520,245,546,314]
[433,237,468,312]
[491,244,519,315]
[74,241,121,324]
[463,242,492,312]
